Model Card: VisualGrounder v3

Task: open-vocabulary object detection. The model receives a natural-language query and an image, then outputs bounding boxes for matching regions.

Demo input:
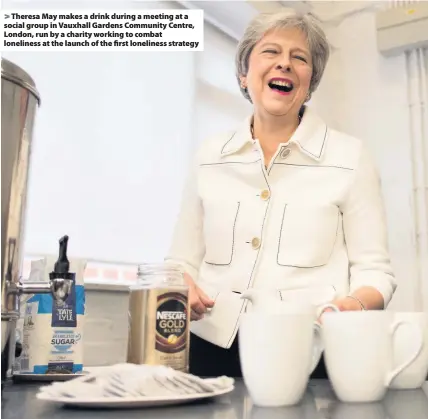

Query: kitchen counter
[1,380,428,419]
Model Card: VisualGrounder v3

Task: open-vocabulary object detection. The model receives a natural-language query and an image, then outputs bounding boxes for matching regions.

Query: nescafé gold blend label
[156,292,187,351]
[128,284,190,372]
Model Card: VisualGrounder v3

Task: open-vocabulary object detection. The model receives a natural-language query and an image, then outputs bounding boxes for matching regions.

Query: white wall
[3,1,197,264]
[311,7,421,311]
[3,1,249,271]
[196,21,242,97]
[194,79,251,146]
[193,21,252,148]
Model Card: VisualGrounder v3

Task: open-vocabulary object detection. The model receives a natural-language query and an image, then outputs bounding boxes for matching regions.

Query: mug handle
[384,320,424,386]
[310,303,339,373]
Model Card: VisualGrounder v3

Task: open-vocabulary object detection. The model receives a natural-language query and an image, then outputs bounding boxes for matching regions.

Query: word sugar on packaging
[0,10,204,51]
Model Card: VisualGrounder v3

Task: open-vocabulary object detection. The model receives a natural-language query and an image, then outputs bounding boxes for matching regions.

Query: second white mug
[389,312,428,390]
[322,311,423,403]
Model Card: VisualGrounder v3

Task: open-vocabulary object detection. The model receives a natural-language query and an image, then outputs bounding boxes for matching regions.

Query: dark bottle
[50,236,77,328]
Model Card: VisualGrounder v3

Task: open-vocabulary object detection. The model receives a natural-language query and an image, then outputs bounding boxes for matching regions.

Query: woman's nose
[275,55,292,73]
[275,62,292,73]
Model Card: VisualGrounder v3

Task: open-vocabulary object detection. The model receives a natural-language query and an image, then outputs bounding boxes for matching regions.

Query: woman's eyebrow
[259,42,280,49]
[259,43,310,56]
[293,47,310,55]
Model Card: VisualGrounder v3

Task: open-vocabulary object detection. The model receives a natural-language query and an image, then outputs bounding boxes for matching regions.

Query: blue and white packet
[18,257,86,375]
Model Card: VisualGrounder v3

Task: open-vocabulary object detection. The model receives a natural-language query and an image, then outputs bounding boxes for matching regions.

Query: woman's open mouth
[268,78,294,96]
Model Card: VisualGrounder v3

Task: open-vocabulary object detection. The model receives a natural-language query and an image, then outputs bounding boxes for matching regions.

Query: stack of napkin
[39,364,234,399]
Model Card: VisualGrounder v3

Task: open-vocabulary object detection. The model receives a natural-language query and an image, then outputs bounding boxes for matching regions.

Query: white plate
[36,385,235,408]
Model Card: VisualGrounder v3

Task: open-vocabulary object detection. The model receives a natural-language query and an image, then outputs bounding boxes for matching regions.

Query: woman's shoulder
[328,126,364,151]
[324,125,373,170]
[193,128,243,164]
[301,107,372,170]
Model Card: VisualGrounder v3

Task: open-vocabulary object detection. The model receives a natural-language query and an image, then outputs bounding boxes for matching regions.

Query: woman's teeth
[268,81,293,93]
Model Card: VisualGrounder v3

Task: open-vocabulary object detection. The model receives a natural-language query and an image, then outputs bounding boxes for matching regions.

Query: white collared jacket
[166,106,396,349]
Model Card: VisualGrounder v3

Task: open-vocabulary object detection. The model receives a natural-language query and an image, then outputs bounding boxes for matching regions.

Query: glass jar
[128,262,190,372]
[136,262,185,287]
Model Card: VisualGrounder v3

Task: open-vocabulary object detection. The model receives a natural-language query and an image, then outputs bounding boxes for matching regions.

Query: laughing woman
[166,9,396,378]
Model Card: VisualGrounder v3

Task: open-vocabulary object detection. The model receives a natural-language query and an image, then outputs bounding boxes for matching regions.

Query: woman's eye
[263,49,278,54]
[294,56,307,63]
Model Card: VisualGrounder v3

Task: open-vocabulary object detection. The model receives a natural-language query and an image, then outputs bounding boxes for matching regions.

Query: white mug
[239,311,318,407]
[244,295,338,376]
[322,311,423,403]
[388,312,428,389]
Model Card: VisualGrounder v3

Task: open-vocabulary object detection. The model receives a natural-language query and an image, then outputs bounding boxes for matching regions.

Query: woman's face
[241,27,313,118]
